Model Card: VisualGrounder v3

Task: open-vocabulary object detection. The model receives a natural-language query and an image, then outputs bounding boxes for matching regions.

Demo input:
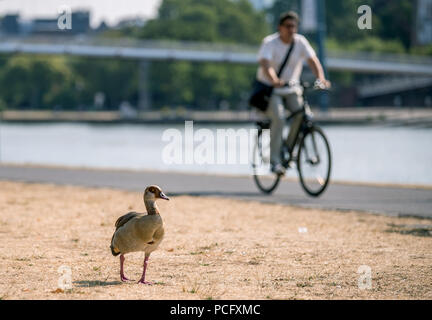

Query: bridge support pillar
[317,0,329,112]
[138,60,151,110]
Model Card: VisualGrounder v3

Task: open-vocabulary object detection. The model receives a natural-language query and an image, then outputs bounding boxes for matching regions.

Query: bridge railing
[328,49,432,66]
[0,36,259,53]
[2,36,432,64]
[1,36,432,75]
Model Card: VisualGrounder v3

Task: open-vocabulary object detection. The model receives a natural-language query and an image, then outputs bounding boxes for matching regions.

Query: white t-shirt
[256,33,316,85]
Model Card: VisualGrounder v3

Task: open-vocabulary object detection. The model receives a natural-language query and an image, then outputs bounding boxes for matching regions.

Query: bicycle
[252,80,332,197]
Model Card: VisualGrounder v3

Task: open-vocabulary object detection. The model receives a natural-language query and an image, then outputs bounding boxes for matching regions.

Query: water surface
[1,122,431,186]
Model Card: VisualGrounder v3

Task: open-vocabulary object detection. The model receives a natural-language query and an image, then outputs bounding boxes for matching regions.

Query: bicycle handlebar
[283,80,330,91]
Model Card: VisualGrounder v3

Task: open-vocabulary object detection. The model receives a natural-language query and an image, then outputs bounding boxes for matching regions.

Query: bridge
[358,76,432,98]
[1,36,432,76]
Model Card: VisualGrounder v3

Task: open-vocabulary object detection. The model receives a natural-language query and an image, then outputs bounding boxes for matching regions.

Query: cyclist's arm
[259,59,284,87]
[307,56,331,88]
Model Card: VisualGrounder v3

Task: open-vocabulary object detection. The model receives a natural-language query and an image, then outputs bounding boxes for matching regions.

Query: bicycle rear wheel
[297,126,331,197]
[252,128,281,194]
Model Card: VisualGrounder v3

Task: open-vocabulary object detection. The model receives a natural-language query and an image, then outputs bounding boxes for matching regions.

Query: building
[32,10,90,35]
[71,11,90,34]
[0,11,90,36]
[1,14,20,34]
[31,18,59,34]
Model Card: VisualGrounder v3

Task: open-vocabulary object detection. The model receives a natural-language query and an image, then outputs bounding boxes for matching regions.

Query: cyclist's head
[278,11,299,38]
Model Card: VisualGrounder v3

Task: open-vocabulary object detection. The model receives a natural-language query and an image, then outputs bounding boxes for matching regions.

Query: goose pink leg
[137,255,153,285]
[120,254,133,282]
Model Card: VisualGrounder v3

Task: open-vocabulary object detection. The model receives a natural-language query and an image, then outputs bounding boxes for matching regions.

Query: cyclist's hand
[315,78,331,90]
[272,79,285,88]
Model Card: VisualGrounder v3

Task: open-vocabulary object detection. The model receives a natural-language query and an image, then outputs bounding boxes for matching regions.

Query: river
[1,122,431,186]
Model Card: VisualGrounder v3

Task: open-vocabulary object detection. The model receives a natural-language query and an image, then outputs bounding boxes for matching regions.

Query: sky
[0,0,162,28]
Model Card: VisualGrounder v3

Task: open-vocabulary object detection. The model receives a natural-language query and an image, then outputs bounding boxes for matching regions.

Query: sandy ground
[0,181,431,300]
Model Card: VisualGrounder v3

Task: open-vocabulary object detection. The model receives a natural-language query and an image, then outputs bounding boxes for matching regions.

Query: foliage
[139,0,269,109]
[150,61,256,110]
[68,58,139,110]
[266,0,300,30]
[0,55,76,109]
[326,0,414,51]
[326,37,406,54]
[139,0,270,45]
[268,0,415,51]
[411,44,432,57]
[0,55,139,110]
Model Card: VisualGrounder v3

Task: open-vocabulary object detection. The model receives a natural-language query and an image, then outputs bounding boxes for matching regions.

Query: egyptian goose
[110,185,169,284]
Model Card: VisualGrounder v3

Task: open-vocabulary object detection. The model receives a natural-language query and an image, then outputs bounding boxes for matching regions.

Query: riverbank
[2,107,432,125]
[0,181,431,300]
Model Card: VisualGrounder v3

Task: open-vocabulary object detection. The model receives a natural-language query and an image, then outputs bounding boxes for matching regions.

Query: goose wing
[110,212,141,256]
[114,212,140,230]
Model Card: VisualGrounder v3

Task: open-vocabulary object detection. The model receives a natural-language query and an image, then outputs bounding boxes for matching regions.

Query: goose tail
[110,233,121,256]
[110,244,120,256]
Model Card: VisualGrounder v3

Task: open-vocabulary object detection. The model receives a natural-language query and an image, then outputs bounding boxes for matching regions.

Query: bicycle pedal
[282,161,294,169]
[271,164,286,176]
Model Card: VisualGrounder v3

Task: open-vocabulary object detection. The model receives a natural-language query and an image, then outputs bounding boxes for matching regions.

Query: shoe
[271,163,286,176]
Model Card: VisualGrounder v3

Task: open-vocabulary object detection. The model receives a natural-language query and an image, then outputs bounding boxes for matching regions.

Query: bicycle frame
[281,84,317,162]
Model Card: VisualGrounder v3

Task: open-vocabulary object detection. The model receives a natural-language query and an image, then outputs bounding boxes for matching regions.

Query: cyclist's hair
[279,11,300,26]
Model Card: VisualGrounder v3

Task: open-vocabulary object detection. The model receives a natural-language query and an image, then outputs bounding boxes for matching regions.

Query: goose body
[110,185,169,284]
[111,212,164,255]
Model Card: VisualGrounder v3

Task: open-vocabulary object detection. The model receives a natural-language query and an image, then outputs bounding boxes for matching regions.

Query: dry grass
[0,181,431,300]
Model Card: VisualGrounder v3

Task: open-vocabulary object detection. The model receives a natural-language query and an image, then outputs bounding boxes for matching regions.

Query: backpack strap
[277,40,296,78]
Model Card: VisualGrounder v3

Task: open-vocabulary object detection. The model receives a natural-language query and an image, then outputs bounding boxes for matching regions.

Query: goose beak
[159,192,170,201]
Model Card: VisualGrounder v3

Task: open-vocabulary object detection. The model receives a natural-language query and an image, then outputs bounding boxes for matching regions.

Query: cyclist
[256,11,330,175]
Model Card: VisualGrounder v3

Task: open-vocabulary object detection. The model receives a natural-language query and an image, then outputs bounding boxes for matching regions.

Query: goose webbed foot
[137,279,153,285]
[120,275,134,282]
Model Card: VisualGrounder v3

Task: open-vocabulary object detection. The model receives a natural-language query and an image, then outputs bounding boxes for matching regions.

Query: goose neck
[144,199,159,215]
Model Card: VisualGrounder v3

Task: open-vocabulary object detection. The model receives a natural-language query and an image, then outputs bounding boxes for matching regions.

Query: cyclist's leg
[285,92,304,151]
[266,94,286,166]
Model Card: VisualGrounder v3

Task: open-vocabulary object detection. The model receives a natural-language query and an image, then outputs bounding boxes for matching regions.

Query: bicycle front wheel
[297,126,332,197]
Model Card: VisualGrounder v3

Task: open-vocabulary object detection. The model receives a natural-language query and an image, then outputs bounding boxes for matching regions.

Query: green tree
[325,0,413,50]
[140,0,269,44]
[372,0,415,49]
[267,0,414,52]
[69,58,139,110]
[0,55,76,109]
[138,0,270,109]
[267,0,300,29]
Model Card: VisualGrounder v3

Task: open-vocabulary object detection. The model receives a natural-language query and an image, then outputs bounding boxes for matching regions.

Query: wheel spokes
[298,128,331,196]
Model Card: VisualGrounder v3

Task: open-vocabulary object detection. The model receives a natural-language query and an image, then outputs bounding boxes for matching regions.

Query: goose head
[144,185,170,202]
